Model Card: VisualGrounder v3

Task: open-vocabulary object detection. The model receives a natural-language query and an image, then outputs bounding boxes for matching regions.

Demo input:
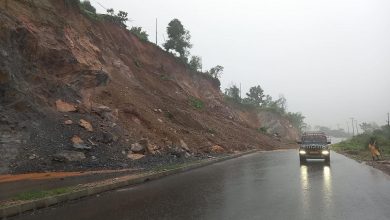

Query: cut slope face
[0,0,295,174]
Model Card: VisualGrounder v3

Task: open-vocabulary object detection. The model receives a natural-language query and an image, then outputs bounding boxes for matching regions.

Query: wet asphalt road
[13,150,390,220]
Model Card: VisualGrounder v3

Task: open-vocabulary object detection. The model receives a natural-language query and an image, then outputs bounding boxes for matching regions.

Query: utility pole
[239,83,242,99]
[350,117,355,136]
[355,119,359,135]
[155,18,158,45]
[346,121,350,135]
[387,112,389,127]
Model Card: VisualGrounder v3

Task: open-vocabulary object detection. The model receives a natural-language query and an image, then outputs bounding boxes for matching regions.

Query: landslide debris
[0,0,296,174]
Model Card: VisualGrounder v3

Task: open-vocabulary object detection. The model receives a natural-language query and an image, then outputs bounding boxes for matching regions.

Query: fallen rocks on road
[53,150,86,162]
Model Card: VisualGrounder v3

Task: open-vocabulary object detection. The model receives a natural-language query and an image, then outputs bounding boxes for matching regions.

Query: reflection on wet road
[13,150,390,220]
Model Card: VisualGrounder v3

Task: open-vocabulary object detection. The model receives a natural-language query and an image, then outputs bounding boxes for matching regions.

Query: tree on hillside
[276,95,287,112]
[107,8,114,15]
[80,0,96,13]
[117,11,128,25]
[225,85,241,103]
[286,112,305,130]
[189,56,202,72]
[244,85,265,107]
[164,19,192,61]
[207,65,224,79]
[262,95,273,107]
[105,8,128,28]
[360,122,380,133]
[264,95,286,114]
[130,27,148,41]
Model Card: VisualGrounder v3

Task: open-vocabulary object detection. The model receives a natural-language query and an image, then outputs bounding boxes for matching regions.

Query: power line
[155,18,158,45]
[94,1,108,11]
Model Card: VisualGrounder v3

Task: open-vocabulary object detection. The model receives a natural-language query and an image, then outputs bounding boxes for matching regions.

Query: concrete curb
[0,150,259,218]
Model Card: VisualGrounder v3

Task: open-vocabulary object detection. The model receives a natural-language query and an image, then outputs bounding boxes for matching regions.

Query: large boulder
[131,142,145,154]
[127,153,145,160]
[92,104,118,121]
[210,145,225,153]
[55,100,77,112]
[180,139,190,152]
[53,150,86,162]
[79,119,93,132]
[92,104,111,113]
[71,135,91,150]
[169,146,186,158]
[64,120,73,125]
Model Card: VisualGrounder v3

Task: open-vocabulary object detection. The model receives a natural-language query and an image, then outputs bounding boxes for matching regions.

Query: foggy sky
[92,0,390,130]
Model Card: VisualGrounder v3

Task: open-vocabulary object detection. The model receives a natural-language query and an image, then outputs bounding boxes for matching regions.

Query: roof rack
[302,132,327,136]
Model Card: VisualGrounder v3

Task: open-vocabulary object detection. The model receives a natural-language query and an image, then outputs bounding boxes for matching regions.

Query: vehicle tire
[300,156,306,164]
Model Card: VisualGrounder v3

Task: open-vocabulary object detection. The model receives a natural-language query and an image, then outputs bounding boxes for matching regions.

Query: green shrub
[190,98,204,110]
[64,0,80,8]
[257,127,268,134]
[129,27,149,42]
[134,59,141,68]
[206,128,216,134]
[14,187,72,201]
[165,111,174,119]
[101,9,128,28]
[160,74,171,81]
[80,0,96,13]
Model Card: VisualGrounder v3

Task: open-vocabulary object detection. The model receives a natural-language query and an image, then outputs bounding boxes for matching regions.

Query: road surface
[12,150,390,220]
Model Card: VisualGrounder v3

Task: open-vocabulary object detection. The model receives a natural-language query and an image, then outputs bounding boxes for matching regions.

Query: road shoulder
[0,150,259,219]
[332,149,390,176]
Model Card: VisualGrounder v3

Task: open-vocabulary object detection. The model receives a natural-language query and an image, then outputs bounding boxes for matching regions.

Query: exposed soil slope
[0,0,297,174]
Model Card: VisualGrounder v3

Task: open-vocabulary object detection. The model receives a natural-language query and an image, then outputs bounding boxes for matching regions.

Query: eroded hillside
[0,0,297,174]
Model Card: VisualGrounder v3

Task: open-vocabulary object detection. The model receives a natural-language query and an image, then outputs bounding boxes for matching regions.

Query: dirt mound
[0,0,296,174]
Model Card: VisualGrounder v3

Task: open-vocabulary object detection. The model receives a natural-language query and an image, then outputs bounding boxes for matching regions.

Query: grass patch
[160,74,172,81]
[152,160,204,172]
[332,128,390,161]
[152,163,186,172]
[257,126,268,134]
[13,187,73,201]
[165,111,174,119]
[206,128,216,134]
[134,59,141,68]
[190,97,204,110]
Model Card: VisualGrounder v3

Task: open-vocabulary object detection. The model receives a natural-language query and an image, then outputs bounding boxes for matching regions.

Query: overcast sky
[92,0,390,130]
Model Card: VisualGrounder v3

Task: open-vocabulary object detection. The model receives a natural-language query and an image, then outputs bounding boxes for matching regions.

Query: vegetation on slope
[224,84,306,133]
[332,125,390,160]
